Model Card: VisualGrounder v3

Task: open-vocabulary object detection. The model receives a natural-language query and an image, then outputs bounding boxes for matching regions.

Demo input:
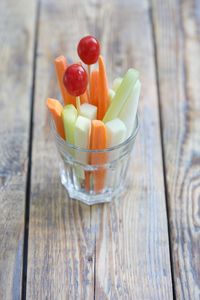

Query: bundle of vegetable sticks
[46,35,141,192]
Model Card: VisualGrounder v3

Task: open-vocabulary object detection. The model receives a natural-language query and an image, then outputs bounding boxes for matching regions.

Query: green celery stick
[62,104,78,145]
[103,68,139,123]
[118,80,141,138]
[112,77,123,92]
[109,89,115,102]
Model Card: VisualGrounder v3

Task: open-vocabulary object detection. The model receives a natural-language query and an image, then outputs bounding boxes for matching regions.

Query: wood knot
[87,256,93,262]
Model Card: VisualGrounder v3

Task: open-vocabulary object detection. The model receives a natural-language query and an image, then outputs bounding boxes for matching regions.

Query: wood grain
[26,0,95,299]
[152,0,200,298]
[92,0,173,298]
[27,0,173,299]
[0,0,37,299]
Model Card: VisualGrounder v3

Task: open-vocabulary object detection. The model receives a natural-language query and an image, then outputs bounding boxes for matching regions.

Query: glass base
[59,165,124,205]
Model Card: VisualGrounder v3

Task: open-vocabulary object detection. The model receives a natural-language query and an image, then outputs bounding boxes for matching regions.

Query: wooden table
[0,0,199,299]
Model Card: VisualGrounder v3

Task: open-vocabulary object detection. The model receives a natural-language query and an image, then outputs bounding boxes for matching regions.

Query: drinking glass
[51,116,139,205]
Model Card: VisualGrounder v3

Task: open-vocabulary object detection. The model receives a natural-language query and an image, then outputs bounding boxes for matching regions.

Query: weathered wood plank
[152,0,200,298]
[26,1,96,299]
[27,0,173,299]
[0,0,37,299]
[92,0,173,298]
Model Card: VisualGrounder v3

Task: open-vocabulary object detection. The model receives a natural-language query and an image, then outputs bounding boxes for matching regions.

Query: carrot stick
[84,170,91,192]
[97,55,109,120]
[90,120,107,192]
[46,98,65,140]
[55,56,88,107]
[54,56,76,106]
[80,91,89,104]
[90,69,99,106]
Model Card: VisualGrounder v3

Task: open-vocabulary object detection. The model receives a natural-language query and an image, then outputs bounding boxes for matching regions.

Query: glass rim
[51,114,139,153]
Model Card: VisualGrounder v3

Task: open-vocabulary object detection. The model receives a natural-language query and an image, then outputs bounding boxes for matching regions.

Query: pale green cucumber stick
[79,103,97,120]
[105,118,127,147]
[105,119,127,184]
[74,116,91,180]
[118,80,141,138]
[62,104,78,145]
[74,116,91,164]
[103,68,139,123]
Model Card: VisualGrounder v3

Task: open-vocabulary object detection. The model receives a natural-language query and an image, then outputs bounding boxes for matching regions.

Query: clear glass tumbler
[51,116,139,205]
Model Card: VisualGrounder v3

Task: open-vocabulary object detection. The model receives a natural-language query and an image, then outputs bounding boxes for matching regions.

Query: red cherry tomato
[63,64,88,96]
[77,35,100,65]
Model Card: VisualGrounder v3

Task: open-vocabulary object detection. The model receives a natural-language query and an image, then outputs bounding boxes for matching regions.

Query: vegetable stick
[84,171,91,192]
[112,77,123,92]
[105,118,127,148]
[118,80,141,138]
[79,103,97,120]
[74,116,91,181]
[54,56,76,106]
[74,116,91,164]
[90,120,107,192]
[103,68,139,123]
[76,62,89,104]
[97,56,109,120]
[46,98,65,140]
[80,91,89,104]
[81,103,96,189]
[62,104,78,145]
[108,89,115,104]
[87,65,91,98]
[55,56,88,107]
[105,118,127,186]
[90,69,99,106]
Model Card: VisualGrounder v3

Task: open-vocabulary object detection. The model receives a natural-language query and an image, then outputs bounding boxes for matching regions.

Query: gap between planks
[148,2,176,299]
[21,1,41,299]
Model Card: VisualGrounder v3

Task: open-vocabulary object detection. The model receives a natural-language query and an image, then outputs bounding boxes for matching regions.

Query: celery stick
[105,118,127,147]
[103,68,139,123]
[79,103,97,120]
[62,104,77,145]
[109,89,115,102]
[112,77,123,92]
[74,116,91,164]
[118,80,141,138]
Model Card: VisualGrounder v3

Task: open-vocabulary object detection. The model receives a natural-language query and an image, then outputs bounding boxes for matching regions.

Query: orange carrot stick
[90,69,99,106]
[46,98,65,140]
[84,170,91,192]
[55,56,88,107]
[80,91,89,104]
[97,55,109,120]
[90,120,107,192]
[54,56,76,106]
